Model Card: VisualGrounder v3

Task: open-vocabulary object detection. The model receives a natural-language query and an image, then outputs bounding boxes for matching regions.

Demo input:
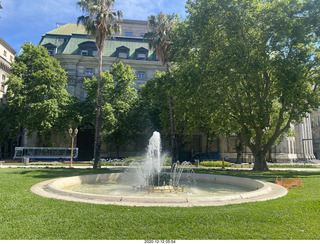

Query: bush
[200,161,232,167]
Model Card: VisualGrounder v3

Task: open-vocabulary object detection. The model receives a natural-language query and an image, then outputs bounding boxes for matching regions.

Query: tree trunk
[93,50,103,169]
[253,150,269,171]
[169,95,178,165]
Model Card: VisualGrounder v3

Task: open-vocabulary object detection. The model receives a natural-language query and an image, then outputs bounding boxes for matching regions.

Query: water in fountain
[123,131,194,193]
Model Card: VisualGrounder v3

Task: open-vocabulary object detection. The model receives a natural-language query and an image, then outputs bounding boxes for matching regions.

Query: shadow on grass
[13,168,123,180]
[193,168,320,182]
[8,167,320,183]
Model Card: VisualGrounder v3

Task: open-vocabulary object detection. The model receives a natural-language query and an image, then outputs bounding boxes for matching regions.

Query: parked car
[191,152,222,162]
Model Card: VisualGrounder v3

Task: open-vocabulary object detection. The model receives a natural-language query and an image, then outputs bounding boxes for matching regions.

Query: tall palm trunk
[93,46,104,169]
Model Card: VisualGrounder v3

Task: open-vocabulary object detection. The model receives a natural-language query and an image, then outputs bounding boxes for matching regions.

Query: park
[1,0,320,240]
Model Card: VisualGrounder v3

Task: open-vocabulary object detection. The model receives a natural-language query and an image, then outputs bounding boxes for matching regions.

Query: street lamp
[69,128,78,167]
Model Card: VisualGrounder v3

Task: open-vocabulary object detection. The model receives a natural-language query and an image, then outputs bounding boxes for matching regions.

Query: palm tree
[144,12,180,165]
[77,0,122,169]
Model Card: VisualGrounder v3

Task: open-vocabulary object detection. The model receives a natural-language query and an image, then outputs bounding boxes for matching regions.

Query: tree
[144,12,180,165]
[82,62,139,157]
[1,42,73,145]
[172,0,320,170]
[77,0,122,169]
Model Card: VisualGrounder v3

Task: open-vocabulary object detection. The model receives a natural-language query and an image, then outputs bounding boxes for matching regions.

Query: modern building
[0,37,17,159]
[20,19,316,162]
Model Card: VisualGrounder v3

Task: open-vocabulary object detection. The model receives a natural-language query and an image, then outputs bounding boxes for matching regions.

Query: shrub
[200,161,232,167]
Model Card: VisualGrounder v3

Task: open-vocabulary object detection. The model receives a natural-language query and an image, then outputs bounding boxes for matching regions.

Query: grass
[0,167,320,240]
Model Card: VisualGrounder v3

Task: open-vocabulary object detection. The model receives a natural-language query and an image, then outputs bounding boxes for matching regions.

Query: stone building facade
[0,37,18,159]
[0,37,16,104]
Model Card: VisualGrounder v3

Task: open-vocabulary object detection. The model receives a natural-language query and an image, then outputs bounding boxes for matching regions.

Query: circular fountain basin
[31,173,287,207]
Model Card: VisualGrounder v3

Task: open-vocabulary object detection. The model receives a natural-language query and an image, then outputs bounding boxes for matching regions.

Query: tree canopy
[170,0,320,170]
[0,43,74,146]
[81,62,139,155]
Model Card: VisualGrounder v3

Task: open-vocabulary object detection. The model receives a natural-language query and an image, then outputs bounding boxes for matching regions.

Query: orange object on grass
[275,177,303,189]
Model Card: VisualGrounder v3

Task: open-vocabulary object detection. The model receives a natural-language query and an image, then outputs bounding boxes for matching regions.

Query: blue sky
[0,0,187,53]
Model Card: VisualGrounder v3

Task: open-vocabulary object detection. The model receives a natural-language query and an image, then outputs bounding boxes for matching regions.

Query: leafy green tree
[144,12,180,165]
[172,0,320,170]
[77,0,122,169]
[82,62,139,157]
[1,42,74,146]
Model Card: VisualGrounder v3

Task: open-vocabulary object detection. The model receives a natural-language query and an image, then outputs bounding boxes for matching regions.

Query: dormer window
[119,52,128,59]
[135,47,148,60]
[43,43,57,56]
[81,50,89,56]
[78,41,97,56]
[116,46,130,59]
[137,53,147,59]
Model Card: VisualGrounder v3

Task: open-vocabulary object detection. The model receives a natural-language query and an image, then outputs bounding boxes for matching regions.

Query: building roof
[0,37,17,55]
[46,23,87,36]
[39,21,155,59]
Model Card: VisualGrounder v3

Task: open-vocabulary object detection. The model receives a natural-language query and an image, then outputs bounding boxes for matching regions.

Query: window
[78,41,97,56]
[10,55,13,62]
[92,50,98,56]
[2,74,5,80]
[119,52,128,59]
[3,50,7,57]
[135,47,148,60]
[125,32,133,37]
[81,50,88,56]
[140,33,145,38]
[137,53,147,60]
[47,49,55,56]
[116,46,130,59]
[43,43,57,56]
[85,68,94,76]
[137,71,146,79]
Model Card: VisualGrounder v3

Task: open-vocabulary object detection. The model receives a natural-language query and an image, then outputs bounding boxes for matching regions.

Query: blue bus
[13,147,78,162]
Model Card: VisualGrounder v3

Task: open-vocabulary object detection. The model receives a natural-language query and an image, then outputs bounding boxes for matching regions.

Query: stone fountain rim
[30,173,288,207]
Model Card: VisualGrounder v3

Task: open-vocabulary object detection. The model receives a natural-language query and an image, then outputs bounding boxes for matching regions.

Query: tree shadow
[14,168,122,180]
[193,168,320,182]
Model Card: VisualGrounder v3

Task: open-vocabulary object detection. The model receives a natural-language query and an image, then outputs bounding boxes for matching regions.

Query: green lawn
[0,168,320,240]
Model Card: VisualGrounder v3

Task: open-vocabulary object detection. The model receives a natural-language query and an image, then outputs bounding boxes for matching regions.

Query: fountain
[125,131,194,194]
[30,132,288,207]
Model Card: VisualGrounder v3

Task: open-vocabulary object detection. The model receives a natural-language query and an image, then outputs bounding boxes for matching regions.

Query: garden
[1,167,320,240]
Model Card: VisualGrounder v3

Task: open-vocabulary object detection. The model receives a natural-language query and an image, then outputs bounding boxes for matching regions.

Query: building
[29,19,164,159]
[0,37,16,104]
[21,19,315,163]
[39,20,164,101]
[0,37,17,159]
[311,110,320,159]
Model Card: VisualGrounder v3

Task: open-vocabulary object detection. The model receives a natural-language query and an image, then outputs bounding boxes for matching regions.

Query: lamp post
[69,128,78,167]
